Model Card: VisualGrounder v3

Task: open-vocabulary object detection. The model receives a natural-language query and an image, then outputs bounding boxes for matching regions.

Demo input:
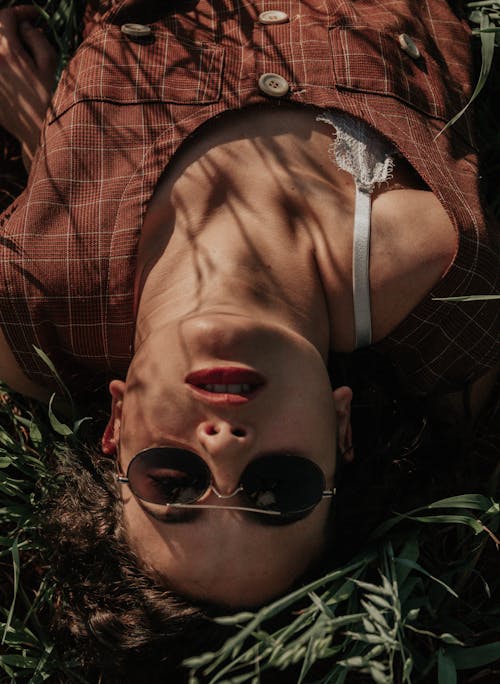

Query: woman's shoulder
[369,186,458,342]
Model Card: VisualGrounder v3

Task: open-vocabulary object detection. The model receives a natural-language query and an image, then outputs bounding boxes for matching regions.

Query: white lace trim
[317,111,394,191]
[316,111,395,348]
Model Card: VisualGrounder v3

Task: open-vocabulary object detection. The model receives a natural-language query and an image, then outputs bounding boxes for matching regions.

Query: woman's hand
[0,5,57,170]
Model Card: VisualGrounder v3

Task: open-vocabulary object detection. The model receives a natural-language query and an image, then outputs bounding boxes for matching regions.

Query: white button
[258,10,289,25]
[398,33,420,60]
[258,73,290,97]
[121,23,153,41]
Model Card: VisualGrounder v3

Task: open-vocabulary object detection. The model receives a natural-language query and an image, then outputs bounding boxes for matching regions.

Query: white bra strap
[316,110,394,349]
[352,185,373,347]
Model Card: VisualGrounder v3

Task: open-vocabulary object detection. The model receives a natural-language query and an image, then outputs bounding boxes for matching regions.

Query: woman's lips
[185,367,265,404]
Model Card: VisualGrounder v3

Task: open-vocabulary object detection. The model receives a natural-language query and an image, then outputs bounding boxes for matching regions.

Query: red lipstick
[185,367,265,405]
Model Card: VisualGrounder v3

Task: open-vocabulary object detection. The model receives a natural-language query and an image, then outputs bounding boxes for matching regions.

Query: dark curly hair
[44,445,237,683]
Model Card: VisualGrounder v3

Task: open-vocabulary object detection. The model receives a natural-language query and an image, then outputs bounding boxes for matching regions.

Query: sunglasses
[116,447,335,525]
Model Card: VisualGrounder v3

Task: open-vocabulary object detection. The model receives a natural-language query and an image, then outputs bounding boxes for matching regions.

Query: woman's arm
[0,5,57,171]
[0,6,57,401]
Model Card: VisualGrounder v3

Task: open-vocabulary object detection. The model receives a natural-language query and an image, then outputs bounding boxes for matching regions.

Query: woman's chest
[141,105,457,350]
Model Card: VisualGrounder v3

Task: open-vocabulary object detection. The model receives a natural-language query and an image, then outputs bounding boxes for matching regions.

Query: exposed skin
[104,324,353,606]
[100,106,454,606]
[98,111,369,606]
[0,5,57,171]
[0,6,57,402]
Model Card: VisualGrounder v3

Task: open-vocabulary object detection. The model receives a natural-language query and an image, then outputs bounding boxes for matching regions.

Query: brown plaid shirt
[0,0,498,396]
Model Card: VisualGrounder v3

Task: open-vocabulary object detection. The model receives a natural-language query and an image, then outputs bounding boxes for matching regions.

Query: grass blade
[1,538,20,645]
[438,649,457,684]
[448,642,500,669]
[436,9,496,136]
[432,295,500,302]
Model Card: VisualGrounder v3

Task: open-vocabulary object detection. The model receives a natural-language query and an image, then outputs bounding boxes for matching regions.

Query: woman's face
[104,312,352,607]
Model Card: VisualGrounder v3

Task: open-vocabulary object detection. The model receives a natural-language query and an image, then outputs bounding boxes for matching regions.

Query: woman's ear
[101,379,126,455]
[332,386,354,463]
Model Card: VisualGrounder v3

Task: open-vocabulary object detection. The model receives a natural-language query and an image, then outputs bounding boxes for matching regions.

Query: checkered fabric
[0,0,498,395]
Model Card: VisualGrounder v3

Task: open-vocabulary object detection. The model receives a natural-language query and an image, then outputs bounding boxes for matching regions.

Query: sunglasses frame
[116,446,336,520]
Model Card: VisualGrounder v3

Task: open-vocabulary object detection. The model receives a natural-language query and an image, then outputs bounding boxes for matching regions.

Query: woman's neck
[135,103,458,358]
[134,132,335,358]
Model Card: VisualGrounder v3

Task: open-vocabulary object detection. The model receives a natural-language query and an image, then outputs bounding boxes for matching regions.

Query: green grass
[184,499,500,683]
[0,1,499,683]
[0,389,86,683]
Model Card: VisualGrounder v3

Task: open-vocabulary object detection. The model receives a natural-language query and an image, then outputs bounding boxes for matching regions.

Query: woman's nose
[196,420,254,457]
[196,420,254,495]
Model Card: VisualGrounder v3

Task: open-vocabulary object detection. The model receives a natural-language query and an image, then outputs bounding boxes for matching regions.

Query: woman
[0,0,498,677]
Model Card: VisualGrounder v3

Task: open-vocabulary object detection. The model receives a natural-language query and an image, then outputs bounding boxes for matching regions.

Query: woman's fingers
[8,4,42,32]
[19,20,57,72]
[0,4,39,43]
[0,10,26,65]
[0,6,58,170]
[0,6,42,72]
[10,5,41,20]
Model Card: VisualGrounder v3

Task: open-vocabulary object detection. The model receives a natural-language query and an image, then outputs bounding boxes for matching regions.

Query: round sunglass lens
[127,448,210,505]
[241,453,325,515]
